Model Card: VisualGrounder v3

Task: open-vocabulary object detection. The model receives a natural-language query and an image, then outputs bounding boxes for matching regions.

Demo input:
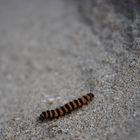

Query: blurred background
[0,0,140,140]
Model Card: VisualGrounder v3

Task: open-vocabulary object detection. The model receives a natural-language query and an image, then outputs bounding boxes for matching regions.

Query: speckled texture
[0,0,140,140]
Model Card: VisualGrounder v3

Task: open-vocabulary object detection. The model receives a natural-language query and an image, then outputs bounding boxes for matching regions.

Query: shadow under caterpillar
[38,93,94,121]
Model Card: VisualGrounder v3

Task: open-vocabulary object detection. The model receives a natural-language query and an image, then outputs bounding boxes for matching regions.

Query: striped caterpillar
[39,93,94,121]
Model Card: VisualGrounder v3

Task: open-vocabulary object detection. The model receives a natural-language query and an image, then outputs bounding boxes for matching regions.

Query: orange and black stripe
[39,93,94,121]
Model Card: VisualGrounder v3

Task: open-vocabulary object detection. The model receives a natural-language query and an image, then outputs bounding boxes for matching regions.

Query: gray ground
[0,0,140,140]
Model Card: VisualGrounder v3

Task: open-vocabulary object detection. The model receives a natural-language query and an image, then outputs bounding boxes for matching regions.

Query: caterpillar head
[87,93,94,100]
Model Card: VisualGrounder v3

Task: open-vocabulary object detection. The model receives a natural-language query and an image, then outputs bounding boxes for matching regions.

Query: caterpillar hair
[39,93,94,121]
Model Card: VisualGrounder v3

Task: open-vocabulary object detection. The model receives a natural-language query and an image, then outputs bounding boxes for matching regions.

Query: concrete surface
[0,0,140,140]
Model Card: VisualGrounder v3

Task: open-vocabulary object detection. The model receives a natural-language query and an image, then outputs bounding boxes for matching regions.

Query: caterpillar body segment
[39,93,94,121]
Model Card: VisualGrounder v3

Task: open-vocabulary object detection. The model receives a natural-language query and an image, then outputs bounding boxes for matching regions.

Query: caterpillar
[39,93,94,121]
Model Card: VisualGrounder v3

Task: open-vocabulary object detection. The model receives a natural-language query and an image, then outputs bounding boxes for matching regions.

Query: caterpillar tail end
[37,114,45,122]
